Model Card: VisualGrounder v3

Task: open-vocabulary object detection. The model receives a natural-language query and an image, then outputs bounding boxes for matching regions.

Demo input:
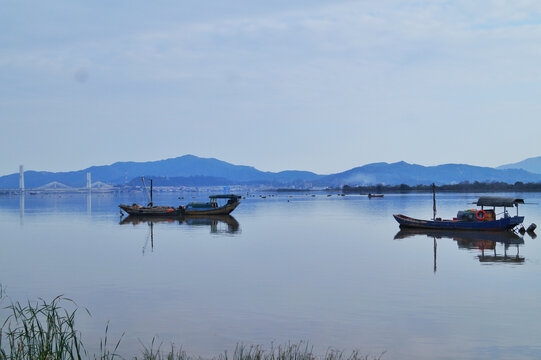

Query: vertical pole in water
[150,179,153,207]
[432,183,437,221]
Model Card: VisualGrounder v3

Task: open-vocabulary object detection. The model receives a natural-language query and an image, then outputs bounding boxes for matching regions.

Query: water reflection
[395,229,525,267]
[19,194,24,225]
[120,215,240,254]
[86,191,92,216]
[120,215,240,234]
[183,215,240,234]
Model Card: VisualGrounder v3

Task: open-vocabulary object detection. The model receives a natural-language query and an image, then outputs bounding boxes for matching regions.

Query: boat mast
[141,177,151,206]
[432,183,437,221]
[150,179,153,207]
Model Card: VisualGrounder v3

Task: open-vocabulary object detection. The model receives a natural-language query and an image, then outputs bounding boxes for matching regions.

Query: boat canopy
[476,196,525,207]
[209,194,241,200]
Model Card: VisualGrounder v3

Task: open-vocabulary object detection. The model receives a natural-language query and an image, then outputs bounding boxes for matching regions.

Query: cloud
[74,68,88,83]
[3,0,541,174]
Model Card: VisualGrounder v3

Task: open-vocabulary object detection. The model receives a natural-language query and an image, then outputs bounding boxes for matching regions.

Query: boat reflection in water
[120,215,240,253]
[121,214,240,234]
[182,215,240,234]
[394,229,525,271]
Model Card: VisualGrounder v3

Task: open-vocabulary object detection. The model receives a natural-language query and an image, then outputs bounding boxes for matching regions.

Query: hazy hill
[498,156,541,174]
[315,161,541,187]
[0,155,322,188]
[2,155,541,189]
[127,176,238,187]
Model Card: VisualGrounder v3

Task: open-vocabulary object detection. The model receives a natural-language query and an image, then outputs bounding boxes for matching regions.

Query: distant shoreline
[275,181,541,194]
[2,180,541,195]
[339,182,541,194]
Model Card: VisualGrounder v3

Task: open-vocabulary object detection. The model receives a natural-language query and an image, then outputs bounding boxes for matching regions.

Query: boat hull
[184,202,239,216]
[119,205,184,217]
[393,214,524,231]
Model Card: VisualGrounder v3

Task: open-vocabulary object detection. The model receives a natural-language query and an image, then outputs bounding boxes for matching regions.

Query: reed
[137,338,188,360]
[216,343,384,360]
[133,342,384,360]
[0,294,383,360]
[0,295,85,360]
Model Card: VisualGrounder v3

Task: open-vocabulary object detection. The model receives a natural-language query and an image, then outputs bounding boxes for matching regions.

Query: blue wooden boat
[394,196,525,231]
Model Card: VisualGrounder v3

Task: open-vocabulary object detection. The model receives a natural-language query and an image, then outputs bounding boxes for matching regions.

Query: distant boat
[394,196,525,231]
[184,194,241,215]
[368,193,384,198]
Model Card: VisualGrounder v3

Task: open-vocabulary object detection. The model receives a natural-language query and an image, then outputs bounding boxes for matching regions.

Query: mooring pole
[432,183,437,221]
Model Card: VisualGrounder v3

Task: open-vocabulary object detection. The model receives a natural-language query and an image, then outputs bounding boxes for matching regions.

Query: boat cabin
[185,194,241,211]
[456,197,524,222]
[209,194,242,204]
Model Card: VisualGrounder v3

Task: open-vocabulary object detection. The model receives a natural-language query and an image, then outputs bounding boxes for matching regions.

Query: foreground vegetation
[0,291,383,360]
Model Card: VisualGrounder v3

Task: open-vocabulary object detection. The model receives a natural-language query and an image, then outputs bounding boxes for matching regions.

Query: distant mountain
[2,155,541,189]
[127,176,239,187]
[498,156,541,174]
[0,155,322,188]
[315,161,541,187]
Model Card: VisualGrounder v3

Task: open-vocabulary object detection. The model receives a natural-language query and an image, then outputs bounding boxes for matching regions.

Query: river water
[1,191,541,360]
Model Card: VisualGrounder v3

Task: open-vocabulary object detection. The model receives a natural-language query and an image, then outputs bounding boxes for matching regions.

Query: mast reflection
[394,229,525,269]
[120,215,241,253]
[120,214,240,234]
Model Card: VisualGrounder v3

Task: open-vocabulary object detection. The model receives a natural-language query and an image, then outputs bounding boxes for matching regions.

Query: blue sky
[2,0,541,176]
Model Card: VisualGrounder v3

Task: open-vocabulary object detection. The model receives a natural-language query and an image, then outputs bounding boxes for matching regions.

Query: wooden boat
[394,196,525,231]
[119,178,183,217]
[119,204,184,217]
[184,194,241,215]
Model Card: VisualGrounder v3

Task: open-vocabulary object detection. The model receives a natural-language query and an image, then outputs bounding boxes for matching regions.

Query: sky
[2,0,541,176]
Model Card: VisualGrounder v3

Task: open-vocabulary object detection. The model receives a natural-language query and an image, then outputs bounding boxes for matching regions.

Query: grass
[0,291,384,360]
[0,295,87,360]
[135,342,384,360]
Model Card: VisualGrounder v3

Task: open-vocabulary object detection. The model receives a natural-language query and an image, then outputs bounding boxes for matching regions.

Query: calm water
[2,191,541,360]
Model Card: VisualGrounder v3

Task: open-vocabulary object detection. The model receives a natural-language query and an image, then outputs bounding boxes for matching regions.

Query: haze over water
[2,192,541,360]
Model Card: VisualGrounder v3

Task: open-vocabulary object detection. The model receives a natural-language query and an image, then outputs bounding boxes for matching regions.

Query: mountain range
[498,156,541,174]
[2,154,541,189]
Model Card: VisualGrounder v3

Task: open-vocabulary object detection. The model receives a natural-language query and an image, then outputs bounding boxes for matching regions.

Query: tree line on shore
[341,181,541,193]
